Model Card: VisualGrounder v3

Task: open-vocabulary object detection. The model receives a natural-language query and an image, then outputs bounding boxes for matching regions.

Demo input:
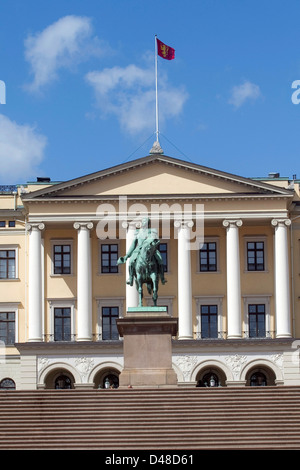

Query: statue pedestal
[116,307,178,388]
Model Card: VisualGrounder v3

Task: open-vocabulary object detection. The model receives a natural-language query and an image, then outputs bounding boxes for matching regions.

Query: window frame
[244,236,268,273]
[248,303,266,338]
[243,295,271,338]
[98,240,120,275]
[158,240,170,273]
[195,296,224,339]
[197,237,220,273]
[0,303,19,344]
[48,300,75,342]
[53,306,72,342]
[96,297,124,340]
[0,245,19,280]
[51,239,73,276]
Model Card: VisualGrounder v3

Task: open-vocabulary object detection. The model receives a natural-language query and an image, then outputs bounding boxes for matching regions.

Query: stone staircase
[0,386,300,450]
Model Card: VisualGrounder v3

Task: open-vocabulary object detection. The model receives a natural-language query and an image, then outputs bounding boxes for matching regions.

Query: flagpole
[150,35,163,154]
[155,34,159,142]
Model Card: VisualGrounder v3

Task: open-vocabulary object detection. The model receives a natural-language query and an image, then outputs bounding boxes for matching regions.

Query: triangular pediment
[22,154,293,200]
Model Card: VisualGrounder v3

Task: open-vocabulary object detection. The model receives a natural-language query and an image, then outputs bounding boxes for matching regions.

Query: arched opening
[94,368,120,389]
[196,367,227,387]
[0,378,16,390]
[55,374,72,389]
[44,369,75,389]
[246,366,276,386]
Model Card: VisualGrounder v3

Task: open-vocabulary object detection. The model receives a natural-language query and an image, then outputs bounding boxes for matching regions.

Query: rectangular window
[0,250,16,279]
[159,243,168,272]
[247,241,264,271]
[248,304,266,338]
[200,242,217,272]
[0,221,5,228]
[201,305,218,338]
[102,306,119,340]
[101,244,118,273]
[8,221,15,228]
[53,244,71,274]
[0,312,15,345]
[54,307,71,341]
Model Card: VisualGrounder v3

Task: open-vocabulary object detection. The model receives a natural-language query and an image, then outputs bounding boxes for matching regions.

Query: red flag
[156,38,175,60]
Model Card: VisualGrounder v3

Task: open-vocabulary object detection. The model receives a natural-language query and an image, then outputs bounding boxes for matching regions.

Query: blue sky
[1,0,300,185]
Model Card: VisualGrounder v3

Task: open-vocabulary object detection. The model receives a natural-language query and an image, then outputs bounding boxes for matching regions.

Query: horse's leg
[151,274,158,306]
[136,275,143,307]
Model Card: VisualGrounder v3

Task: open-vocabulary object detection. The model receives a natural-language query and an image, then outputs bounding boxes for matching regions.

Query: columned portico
[27,223,45,342]
[74,222,93,341]
[175,220,193,339]
[223,219,243,339]
[271,218,292,338]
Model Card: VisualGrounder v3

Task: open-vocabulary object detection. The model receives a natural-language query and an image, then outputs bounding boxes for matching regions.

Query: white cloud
[85,64,188,135]
[24,15,104,93]
[229,81,261,108]
[0,114,47,182]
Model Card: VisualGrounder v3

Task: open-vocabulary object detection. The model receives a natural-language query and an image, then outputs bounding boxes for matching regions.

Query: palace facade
[1,152,300,389]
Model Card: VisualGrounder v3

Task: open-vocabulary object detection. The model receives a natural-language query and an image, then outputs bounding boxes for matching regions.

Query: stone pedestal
[116,307,178,388]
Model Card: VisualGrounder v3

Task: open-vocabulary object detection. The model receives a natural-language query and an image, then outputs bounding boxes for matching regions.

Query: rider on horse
[117,217,167,287]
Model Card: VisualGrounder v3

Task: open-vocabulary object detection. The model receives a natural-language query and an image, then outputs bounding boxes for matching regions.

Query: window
[247,241,265,271]
[55,375,72,389]
[200,305,218,338]
[102,306,119,340]
[53,244,71,274]
[54,307,71,341]
[8,221,15,228]
[0,378,15,390]
[0,250,16,279]
[248,304,266,338]
[0,312,15,345]
[250,372,267,386]
[199,242,217,272]
[0,221,5,228]
[101,243,118,273]
[159,243,168,272]
[195,296,223,339]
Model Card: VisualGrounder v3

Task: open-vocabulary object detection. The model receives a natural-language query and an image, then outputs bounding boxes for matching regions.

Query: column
[223,219,243,339]
[271,219,292,338]
[122,221,139,311]
[175,220,193,339]
[74,222,93,341]
[27,223,45,342]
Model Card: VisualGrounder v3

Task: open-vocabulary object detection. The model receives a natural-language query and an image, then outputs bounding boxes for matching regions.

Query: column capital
[222,219,243,228]
[271,218,291,228]
[26,222,45,232]
[174,219,194,229]
[121,220,141,230]
[73,222,93,230]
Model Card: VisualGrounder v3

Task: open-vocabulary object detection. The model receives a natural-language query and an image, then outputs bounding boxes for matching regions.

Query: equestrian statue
[117,218,166,307]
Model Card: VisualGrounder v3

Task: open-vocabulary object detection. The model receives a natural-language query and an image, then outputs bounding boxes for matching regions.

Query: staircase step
[1,387,300,450]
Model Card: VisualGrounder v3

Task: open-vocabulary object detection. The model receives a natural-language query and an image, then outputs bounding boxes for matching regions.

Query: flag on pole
[156,38,175,60]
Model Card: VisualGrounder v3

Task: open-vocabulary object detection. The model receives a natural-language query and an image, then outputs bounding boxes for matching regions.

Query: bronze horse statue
[117,218,166,307]
[134,238,161,307]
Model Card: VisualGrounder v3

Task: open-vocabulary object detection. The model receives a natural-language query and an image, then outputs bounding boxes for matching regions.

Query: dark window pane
[200,305,218,338]
[101,244,119,274]
[54,245,71,275]
[54,307,71,341]
[247,242,265,271]
[102,307,119,340]
[200,242,217,271]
